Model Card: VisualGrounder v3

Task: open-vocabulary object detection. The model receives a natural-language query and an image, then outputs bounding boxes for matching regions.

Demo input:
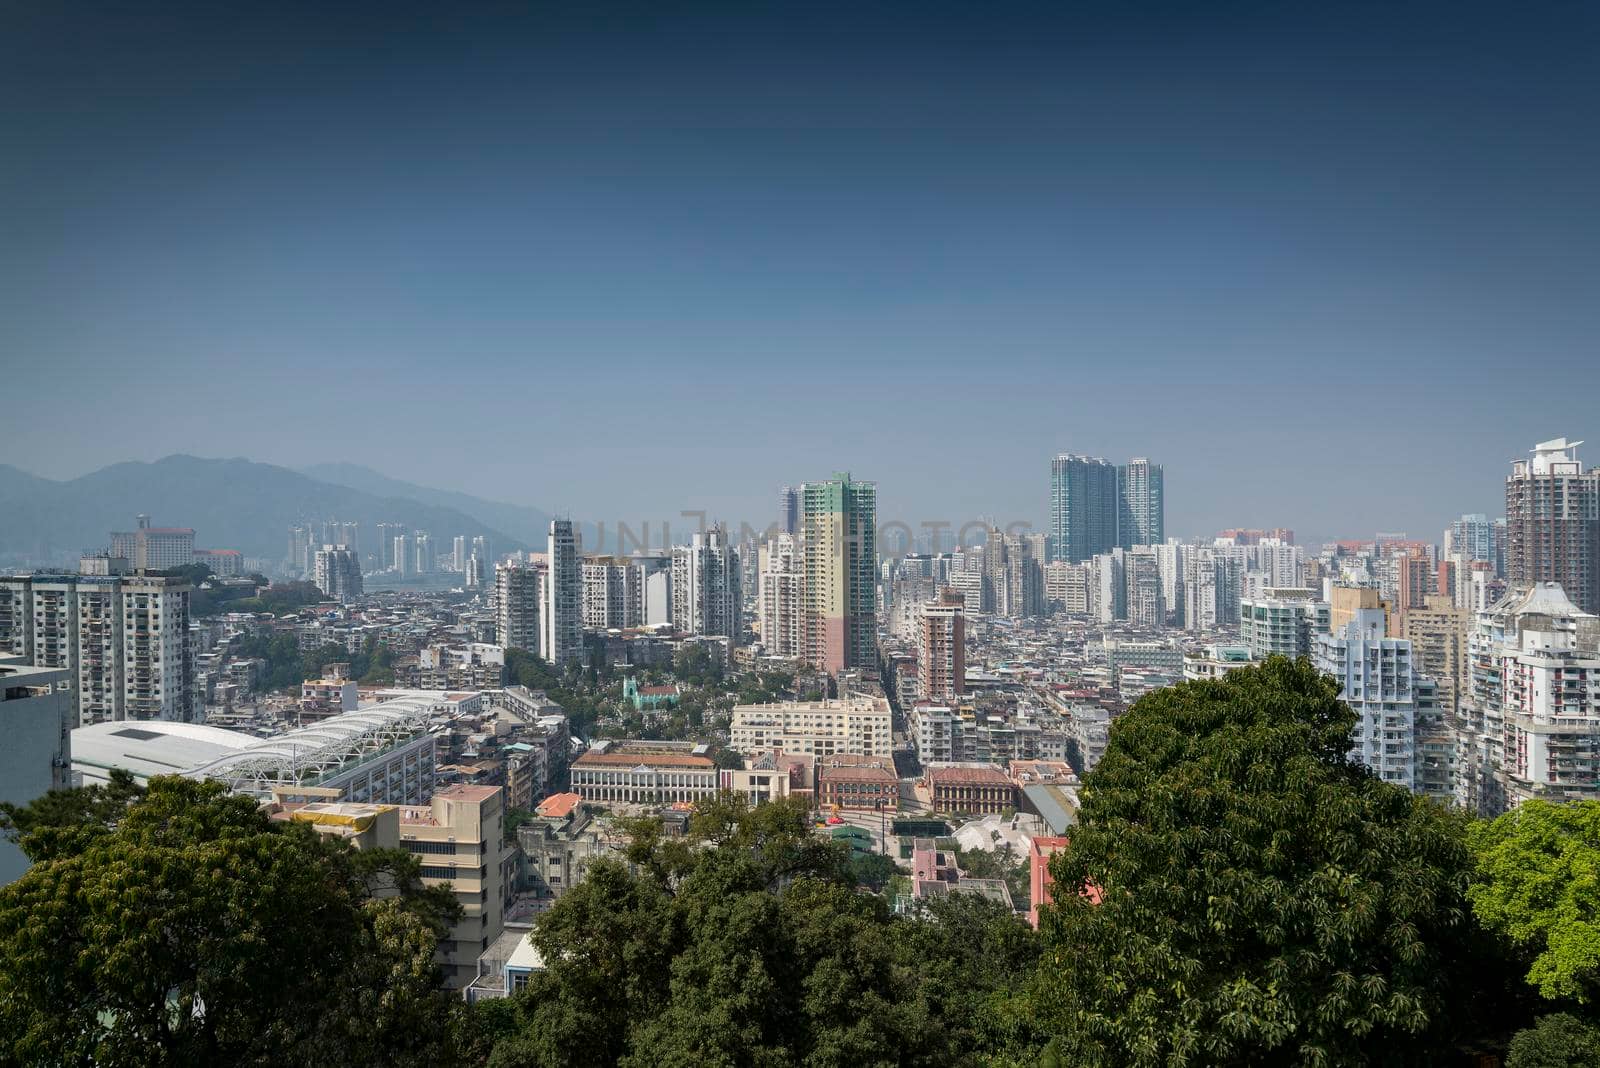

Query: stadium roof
[72,694,445,794]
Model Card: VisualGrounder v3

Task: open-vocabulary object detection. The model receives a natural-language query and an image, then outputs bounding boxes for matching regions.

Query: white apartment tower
[757,534,803,658]
[672,523,742,639]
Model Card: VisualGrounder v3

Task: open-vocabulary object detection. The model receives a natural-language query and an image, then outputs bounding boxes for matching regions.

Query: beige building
[1402,594,1469,715]
[400,785,505,989]
[267,783,505,990]
[1329,585,1386,638]
[729,693,893,757]
[569,740,718,805]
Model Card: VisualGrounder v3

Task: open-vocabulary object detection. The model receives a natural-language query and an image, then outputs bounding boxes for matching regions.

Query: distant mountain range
[0,455,539,565]
[299,463,555,548]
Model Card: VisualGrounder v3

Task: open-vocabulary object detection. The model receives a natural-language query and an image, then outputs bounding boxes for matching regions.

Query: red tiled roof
[536,792,582,819]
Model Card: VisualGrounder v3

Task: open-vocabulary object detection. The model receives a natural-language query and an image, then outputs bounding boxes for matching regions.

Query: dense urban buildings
[110,515,195,571]
[495,560,541,654]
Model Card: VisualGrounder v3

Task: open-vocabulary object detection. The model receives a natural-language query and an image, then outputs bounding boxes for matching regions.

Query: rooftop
[536,792,582,819]
[927,765,1014,787]
[574,751,714,769]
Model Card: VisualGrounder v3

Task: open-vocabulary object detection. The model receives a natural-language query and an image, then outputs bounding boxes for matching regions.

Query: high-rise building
[452,535,468,572]
[1447,514,1495,565]
[918,589,966,701]
[757,534,803,658]
[0,574,194,725]
[413,532,433,575]
[495,561,542,654]
[1043,561,1092,615]
[313,545,363,602]
[1402,594,1469,717]
[1506,438,1600,615]
[1124,546,1164,629]
[377,523,404,570]
[671,523,741,639]
[1315,606,1429,791]
[1117,458,1164,549]
[1049,455,1119,564]
[393,534,413,578]
[545,520,582,664]
[1459,583,1600,814]
[109,515,195,571]
[582,557,640,630]
[777,485,801,537]
[119,574,192,723]
[801,474,878,675]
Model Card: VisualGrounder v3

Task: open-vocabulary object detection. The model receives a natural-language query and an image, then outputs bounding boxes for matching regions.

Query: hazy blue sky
[4,1,1597,543]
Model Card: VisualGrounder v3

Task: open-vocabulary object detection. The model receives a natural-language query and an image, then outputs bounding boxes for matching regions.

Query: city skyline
[5,2,1598,541]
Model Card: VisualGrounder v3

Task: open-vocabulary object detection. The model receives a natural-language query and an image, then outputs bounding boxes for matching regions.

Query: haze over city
[6,1,1598,542]
[5,5,1600,1067]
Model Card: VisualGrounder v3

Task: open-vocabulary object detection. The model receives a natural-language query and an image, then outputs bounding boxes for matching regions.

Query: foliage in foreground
[0,775,468,1067]
[1033,656,1483,1066]
[484,794,1040,1067]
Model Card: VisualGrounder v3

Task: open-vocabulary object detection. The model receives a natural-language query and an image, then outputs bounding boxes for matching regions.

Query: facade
[1239,588,1329,659]
[817,755,899,810]
[917,589,966,701]
[1028,835,1070,930]
[1117,458,1164,548]
[1044,561,1092,615]
[1506,438,1600,614]
[729,694,894,757]
[582,557,635,630]
[313,544,363,602]
[495,561,542,654]
[925,764,1017,815]
[757,533,803,658]
[193,548,243,576]
[1403,594,1470,716]
[1314,607,1426,790]
[110,515,195,571]
[568,740,718,804]
[1461,582,1600,813]
[801,474,878,674]
[517,792,608,900]
[0,661,72,884]
[1049,454,1118,564]
[777,484,801,536]
[671,523,741,639]
[0,573,194,725]
[545,520,582,664]
[397,785,505,989]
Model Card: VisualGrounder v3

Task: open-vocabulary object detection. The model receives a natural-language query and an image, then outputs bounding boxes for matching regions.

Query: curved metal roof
[181,695,442,793]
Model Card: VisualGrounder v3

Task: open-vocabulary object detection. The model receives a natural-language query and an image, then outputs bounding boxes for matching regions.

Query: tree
[0,776,466,1067]
[1031,656,1477,1067]
[712,747,745,771]
[1469,800,1600,1003]
[1506,1014,1600,1068]
[487,792,1029,1067]
[847,851,899,891]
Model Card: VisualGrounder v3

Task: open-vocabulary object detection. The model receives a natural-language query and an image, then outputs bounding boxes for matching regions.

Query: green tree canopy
[1031,656,1477,1066]
[0,776,466,1067]
[486,793,1035,1068]
[1469,800,1600,1003]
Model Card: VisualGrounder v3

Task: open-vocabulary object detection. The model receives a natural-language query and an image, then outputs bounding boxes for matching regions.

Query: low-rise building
[817,754,899,810]
[569,740,718,805]
[925,764,1016,815]
[728,694,893,757]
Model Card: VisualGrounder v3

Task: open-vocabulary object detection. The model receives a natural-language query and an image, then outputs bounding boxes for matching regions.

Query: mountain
[0,455,530,565]
[299,462,555,548]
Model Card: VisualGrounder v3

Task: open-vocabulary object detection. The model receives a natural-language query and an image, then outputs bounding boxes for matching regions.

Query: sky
[4,1,1598,545]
